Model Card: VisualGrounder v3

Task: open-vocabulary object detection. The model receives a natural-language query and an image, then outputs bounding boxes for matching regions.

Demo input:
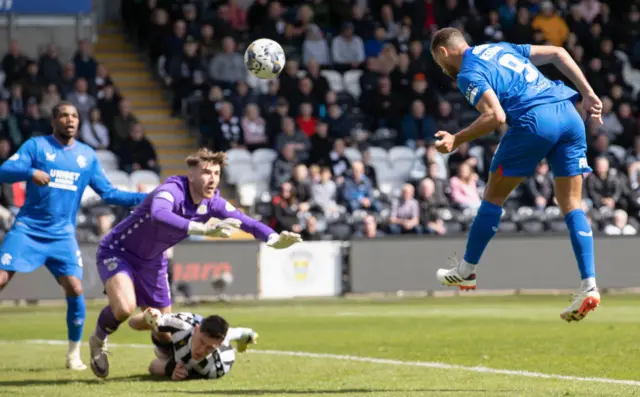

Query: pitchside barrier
[1,236,639,302]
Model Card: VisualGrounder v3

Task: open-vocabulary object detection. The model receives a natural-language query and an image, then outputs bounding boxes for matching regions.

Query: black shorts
[164,358,177,377]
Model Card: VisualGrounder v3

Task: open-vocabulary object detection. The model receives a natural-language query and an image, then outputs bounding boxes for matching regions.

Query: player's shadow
[0,374,166,387]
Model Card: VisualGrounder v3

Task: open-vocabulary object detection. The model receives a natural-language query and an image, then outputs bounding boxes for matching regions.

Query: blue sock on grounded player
[460,200,503,277]
[565,209,596,287]
[95,306,123,341]
[66,295,86,343]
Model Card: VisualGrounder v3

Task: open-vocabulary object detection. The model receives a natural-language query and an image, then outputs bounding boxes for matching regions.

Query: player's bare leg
[59,275,87,371]
[148,357,170,377]
[0,270,16,290]
[554,175,600,322]
[90,272,137,378]
[437,172,524,290]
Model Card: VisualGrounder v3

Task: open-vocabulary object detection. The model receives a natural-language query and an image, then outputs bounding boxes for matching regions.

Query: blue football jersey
[0,136,146,238]
[456,42,579,126]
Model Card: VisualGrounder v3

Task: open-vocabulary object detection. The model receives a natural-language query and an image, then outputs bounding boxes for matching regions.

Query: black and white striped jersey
[157,312,235,379]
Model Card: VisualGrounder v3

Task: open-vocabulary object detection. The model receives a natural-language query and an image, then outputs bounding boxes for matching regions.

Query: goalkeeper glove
[188,218,242,238]
[266,231,303,249]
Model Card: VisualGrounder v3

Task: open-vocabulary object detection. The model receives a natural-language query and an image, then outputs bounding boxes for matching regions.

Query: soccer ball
[244,38,286,80]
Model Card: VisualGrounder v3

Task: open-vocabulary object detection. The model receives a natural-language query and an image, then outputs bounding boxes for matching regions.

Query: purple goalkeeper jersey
[99,176,275,262]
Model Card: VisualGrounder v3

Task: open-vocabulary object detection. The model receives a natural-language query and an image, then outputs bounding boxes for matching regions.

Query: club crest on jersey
[46,152,56,162]
[197,204,207,215]
[76,155,86,168]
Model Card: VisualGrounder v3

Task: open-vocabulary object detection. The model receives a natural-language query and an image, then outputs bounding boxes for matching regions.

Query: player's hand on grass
[434,131,457,154]
[582,92,603,124]
[32,169,50,186]
[172,362,188,381]
[266,231,303,249]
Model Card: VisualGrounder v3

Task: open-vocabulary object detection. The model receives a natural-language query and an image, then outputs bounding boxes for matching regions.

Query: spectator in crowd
[40,83,62,119]
[331,22,365,72]
[67,78,97,122]
[9,83,25,117]
[305,60,330,108]
[111,98,139,155]
[80,107,110,150]
[271,143,297,192]
[388,183,422,235]
[604,209,637,236]
[213,101,244,151]
[73,39,98,82]
[208,36,246,90]
[417,178,447,236]
[22,62,44,103]
[120,122,160,174]
[309,121,332,166]
[401,99,437,149]
[301,215,323,241]
[164,36,202,117]
[523,161,554,210]
[20,98,51,138]
[586,156,623,211]
[353,215,385,239]
[303,24,331,66]
[296,102,317,138]
[93,63,114,98]
[241,103,268,152]
[38,44,63,86]
[450,162,482,210]
[229,81,257,118]
[271,181,303,234]
[342,161,380,213]
[83,209,116,243]
[97,84,120,130]
[0,98,22,152]
[312,166,340,217]
[59,63,76,99]
[1,40,28,88]
[329,138,351,181]
[361,148,379,190]
[532,1,569,46]
[275,116,310,163]
[290,164,313,208]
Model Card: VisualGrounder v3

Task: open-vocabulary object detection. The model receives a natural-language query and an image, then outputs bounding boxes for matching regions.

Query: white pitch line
[2,339,640,387]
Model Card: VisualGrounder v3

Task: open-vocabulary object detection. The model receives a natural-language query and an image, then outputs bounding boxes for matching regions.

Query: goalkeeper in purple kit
[88,148,302,378]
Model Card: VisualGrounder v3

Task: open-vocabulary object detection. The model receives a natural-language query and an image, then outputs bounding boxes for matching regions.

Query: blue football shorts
[490,99,592,178]
[0,229,83,279]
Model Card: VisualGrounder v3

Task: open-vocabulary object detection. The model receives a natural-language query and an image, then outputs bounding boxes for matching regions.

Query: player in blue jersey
[429,28,603,322]
[0,102,146,369]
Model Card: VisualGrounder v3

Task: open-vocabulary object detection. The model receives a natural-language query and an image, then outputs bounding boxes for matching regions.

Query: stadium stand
[3,0,640,241]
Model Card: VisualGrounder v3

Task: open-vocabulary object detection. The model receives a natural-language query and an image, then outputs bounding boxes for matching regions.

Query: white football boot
[65,355,87,371]
[436,255,477,291]
[560,288,600,322]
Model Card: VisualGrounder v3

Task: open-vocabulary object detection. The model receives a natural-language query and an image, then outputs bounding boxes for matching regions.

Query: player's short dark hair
[199,315,229,340]
[52,101,77,119]
[185,148,228,168]
[430,27,466,54]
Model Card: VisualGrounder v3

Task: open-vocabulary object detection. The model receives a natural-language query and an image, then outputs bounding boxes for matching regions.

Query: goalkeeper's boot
[236,330,259,353]
[436,255,477,291]
[89,333,110,378]
[560,288,600,322]
[66,354,87,371]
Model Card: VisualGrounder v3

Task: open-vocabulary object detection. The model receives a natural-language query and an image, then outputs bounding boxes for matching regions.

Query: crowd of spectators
[120,0,640,239]
[0,37,161,237]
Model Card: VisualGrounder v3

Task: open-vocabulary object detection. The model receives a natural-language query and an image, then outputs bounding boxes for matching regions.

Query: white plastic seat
[252,148,278,165]
[343,69,363,99]
[366,147,389,163]
[388,146,416,162]
[344,147,362,162]
[96,150,119,171]
[130,170,161,186]
[226,148,252,164]
[225,163,255,185]
[105,170,131,187]
[320,70,344,92]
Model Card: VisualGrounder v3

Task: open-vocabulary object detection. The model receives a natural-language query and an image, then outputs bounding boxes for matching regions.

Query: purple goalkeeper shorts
[96,247,172,309]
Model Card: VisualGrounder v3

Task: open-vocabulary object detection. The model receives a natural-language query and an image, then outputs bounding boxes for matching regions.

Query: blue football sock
[463,200,502,267]
[66,295,86,342]
[565,209,595,280]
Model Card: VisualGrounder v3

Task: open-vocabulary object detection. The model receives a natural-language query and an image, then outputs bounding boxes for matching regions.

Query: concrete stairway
[92,24,195,179]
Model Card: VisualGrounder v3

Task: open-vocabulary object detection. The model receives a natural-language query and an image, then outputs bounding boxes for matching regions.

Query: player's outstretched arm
[435,90,506,154]
[528,45,602,123]
[210,198,302,249]
[89,158,147,206]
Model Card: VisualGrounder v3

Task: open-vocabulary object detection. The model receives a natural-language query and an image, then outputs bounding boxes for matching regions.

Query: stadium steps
[93,25,197,181]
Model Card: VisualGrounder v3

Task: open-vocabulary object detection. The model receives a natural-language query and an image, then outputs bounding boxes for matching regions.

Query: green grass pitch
[1,295,640,396]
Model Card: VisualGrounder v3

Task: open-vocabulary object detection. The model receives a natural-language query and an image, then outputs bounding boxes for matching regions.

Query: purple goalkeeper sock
[95,306,123,341]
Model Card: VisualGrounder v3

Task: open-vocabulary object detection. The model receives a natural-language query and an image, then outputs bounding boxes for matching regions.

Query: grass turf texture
[1,295,640,396]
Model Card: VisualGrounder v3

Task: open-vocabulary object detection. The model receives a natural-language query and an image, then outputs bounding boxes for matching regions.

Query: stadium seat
[253,162,273,183]
[390,159,414,182]
[388,146,416,162]
[548,220,568,232]
[444,221,463,234]
[521,220,545,234]
[130,170,161,187]
[237,183,258,207]
[344,147,362,162]
[105,170,131,187]
[343,69,363,99]
[367,146,388,162]
[327,222,352,240]
[499,220,519,233]
[226,148,252,164]
[225,162,255,185]
[252,148,278,166]
[96,150,119,171]
[320,70,344,92]
[81,187,100,207]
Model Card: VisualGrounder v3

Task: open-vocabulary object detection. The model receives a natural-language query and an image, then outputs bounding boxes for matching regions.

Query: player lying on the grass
[430,28,603,322]
[0,101,146,371]
[143,308,257,381]
[88,148,302,379]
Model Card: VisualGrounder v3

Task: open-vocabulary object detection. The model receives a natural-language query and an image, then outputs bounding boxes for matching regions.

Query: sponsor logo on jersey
[49,169,81,191]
